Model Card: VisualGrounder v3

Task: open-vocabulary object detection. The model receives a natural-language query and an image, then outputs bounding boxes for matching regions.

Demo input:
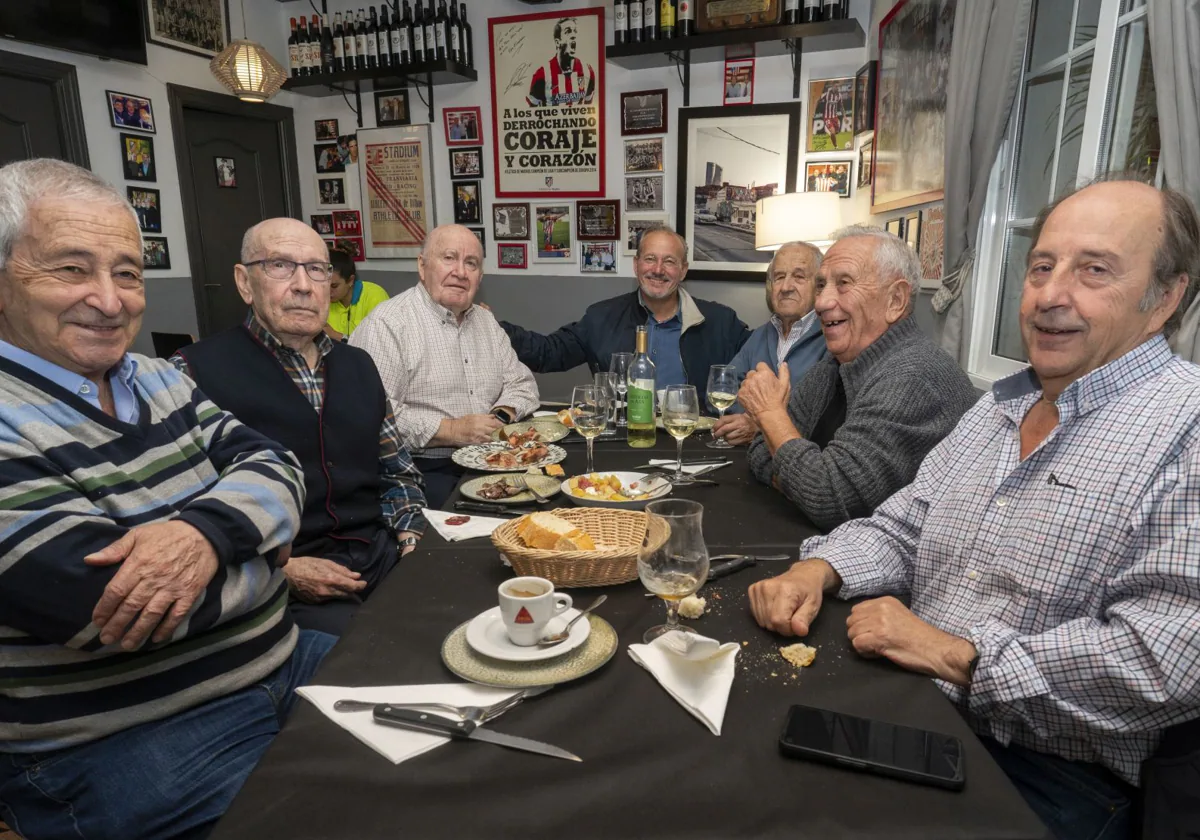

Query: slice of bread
[516,511,596,551]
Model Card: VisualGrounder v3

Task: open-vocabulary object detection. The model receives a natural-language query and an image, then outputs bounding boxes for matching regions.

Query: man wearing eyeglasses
[173,218,426,636]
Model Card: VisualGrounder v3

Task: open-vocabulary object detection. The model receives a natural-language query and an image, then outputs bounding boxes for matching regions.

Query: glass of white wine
[609,353,633,427]
[638,499,710,643]
[662,384,700,485]
[706,364,739,449]
[571,384,609,474]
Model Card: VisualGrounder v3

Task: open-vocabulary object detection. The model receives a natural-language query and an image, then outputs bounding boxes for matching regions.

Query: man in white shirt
[351,224,540,507]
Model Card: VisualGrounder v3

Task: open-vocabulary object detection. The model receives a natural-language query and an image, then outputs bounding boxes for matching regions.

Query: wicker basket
[490,507,669,587]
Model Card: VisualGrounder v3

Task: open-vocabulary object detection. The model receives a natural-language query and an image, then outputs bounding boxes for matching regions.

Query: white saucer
[465,606,591,662]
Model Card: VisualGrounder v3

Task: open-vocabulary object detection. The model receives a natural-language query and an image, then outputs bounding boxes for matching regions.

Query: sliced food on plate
[567,473,659,502]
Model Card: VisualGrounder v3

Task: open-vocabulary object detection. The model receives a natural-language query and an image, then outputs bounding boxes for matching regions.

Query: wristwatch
[491,408,514,424]
[398,535,419,549]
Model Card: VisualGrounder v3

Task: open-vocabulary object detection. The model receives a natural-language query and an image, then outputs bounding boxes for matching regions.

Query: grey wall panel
[135,277,202,359]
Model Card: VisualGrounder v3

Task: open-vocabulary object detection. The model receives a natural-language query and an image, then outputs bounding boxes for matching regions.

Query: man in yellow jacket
[325,248,390,340]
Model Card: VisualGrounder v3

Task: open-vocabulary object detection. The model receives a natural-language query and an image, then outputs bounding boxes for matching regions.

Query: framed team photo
[127,187,161,233]
[497,242,528,269]
[625,174,664,212]
[580,241,617,273]
[315,119,339,141]
[120,133,156,182]
[444,106,482,146]
[107,91,155,133]
[576,200,620,241]
[144,0,230,58]
[805,161,853,198]
[624,138,663,174]
[806,77,855,152]
[533,203,573,261]
[453,181,482,224]
[493,203,530,240]
[450,147,484,179]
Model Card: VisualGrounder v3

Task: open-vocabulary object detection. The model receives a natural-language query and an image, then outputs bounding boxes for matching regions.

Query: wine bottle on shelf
[353,10,366,70]
[306,17,320,75]
[448,0,462,64]
[626,327,657,449]
[332,12,345,71]
[398,0,413,66]
[659,0,676,38]
[410,0,425,64]
[434,0,449,61]
[320,13,336,73]
[342,10,357,70]
[821,0,843,19]
[840,0,849,19]
[460,3,473,67]
[628,0,643,42]
[366,6,379,69]
[287,17,300,77]
[423,0,436,63]
[643,0,658,40]
[295,17,309,76]
[378,5,392,68]
[801,0,820,23]
[614,0,628,44]
[677,0,694,36]
[783,0,798,24]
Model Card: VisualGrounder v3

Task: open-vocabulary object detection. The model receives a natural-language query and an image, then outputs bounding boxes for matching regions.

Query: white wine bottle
[627,325,657,448]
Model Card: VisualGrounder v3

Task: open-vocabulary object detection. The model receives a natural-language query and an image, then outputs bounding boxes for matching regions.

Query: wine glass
[570,385,608,474]
[593,371,619,433]
[638,499,710,643]
[609,353,633,427]
[661,385,700,485]
[706,364,739,449]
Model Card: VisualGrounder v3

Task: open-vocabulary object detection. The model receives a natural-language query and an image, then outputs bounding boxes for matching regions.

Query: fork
[333,686,550,720]
[512,474,551,504]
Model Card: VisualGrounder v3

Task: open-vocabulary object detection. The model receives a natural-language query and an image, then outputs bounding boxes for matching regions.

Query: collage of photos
[109,89,169,270]
[309,116,363,258]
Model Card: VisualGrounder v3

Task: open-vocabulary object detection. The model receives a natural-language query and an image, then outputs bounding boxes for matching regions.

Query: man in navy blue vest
[172,219,427,636]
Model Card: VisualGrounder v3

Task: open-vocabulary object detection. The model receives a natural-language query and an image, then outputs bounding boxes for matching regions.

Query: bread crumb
[742,641,749,646]
[780,643,817,668]
[525,467,543,475]
[678,595,706,619]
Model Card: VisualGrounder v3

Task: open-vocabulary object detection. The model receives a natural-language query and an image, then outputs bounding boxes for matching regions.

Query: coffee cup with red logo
[497,576,573,646]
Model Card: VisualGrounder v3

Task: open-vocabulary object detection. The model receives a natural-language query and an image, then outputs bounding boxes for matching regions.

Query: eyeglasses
[244,258,333,283]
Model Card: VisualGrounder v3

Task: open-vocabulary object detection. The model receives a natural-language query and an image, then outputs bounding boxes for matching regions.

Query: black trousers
[288,529,399,636]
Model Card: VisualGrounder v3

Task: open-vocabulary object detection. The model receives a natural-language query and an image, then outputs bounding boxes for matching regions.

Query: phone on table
[778,703,966,791]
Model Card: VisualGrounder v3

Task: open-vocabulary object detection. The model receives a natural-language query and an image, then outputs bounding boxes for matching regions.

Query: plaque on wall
[696,0,781,32]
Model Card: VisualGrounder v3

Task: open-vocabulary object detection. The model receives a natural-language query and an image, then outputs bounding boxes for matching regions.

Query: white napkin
[424,507,507,541]
[297,683,521,764]
[532,410,558,417]
[627,631,739,735]
[648,459,731,475]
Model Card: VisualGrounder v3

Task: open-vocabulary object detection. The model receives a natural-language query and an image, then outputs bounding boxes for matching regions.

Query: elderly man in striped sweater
[0,159,333,839]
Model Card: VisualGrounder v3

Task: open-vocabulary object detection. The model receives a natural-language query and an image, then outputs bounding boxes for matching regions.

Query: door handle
[203,283,221,288]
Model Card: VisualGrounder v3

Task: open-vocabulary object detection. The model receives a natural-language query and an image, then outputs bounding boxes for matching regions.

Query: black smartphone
[778,704,966,791]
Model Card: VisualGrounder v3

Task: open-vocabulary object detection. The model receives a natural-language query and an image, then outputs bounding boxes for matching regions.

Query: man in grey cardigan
[742,225,978,529]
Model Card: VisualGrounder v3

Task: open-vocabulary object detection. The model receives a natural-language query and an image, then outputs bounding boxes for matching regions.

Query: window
[967,0,1156,386]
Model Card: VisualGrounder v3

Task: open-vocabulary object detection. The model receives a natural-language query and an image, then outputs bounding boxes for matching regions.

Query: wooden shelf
[605,18,864,70]
[281,60,478,97]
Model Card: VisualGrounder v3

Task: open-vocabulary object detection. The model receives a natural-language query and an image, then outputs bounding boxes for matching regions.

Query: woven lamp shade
[210,39,287,102]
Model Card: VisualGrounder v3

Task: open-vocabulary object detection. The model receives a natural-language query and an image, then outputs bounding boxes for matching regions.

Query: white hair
[0,158,142,270]
[766,240,823,281]
[829,223,918,314]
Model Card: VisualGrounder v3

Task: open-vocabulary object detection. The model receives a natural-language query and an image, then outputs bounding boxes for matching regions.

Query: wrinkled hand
[85,521,219,650]
[451,414,504,445]
[712,413,759,446]
[285,556,367,604]
[846,596,976,685]
[748,559,839,637]
[738,362,791,420]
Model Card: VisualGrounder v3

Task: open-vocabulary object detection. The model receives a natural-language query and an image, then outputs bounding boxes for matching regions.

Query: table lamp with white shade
[754,192,846,251]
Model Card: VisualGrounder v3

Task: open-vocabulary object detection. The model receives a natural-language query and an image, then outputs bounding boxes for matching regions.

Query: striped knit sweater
[0,354,306,751]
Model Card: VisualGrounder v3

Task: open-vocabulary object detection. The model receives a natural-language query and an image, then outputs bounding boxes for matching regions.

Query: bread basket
[490,507,670,587]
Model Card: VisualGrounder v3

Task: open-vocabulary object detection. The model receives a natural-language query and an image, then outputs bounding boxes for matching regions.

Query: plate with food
[460,473,562,504]
[561,472,672,510]
[452,441,568,472]
[489,419,570,444]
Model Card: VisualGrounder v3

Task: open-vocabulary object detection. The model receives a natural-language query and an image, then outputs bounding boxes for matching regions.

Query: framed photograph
[450,147,484,179]
[497,242,528,269]
[468,227,487,256]
[904,210,921,252]
[214,157,237,188]
[805,161,852,198]
[723,58,755,106]
[624,138,663,174]
[493,203,530,240]
[490,8,605,197]
[621,89,667,136]
[873,0,957,212]
[533,203,573,261]
[317,177,346,207]
[127,187,161,233]
[144,0,229,58]
[576,200,620,241]
[358,124,436,259]
[884,217,905,237]
[315,119,339,141]
[919,203,945,287]
[580,241,618,273]
[375,89,412,127]
[323,238,337,252]
[337,135,359,166]
[453,181,482,224]
[143,236,171,270]
[107,91,155,133]
[311,214,334,236]
[857,139,874,189]
[625,174,664,212]
[444,106,482,146]
[336,236,365,261]
[120,133,156,182]
[853,61,878,136]
[807,77,855,152]
[622,213,669,257]
[315,142,345,174]
[333,210,362,238]
[676,102,802,279]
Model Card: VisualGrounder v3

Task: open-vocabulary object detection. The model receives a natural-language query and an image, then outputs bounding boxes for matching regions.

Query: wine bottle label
[391,29,402,52]
[660,0,674,26]
[344,37,356,56]
[367,33,378,57]
[803,0,820,7]
[333,38,344,58]
[450,27,460,52]
[643,0,655,24]
[678,0,693,21]
[356,34,366,55]
[629,1,643,25]
[435,27,445,48]
[785,0,799,10]
[412,27,424,53]
[615,3,627,31]
[288,44,299,68]
[627,386,655,425]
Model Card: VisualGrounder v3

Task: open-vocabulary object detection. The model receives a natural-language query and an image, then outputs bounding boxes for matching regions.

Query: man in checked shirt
[174,218,427,636]
[751,179,1200,840]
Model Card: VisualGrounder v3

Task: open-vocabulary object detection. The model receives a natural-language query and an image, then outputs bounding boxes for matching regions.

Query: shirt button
[994,497,1008,508]
[967,570,978,580]
[79,384,91,394]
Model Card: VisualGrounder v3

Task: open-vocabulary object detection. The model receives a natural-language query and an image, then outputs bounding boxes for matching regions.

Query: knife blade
[453,501,537,516]
[374,706,581,762]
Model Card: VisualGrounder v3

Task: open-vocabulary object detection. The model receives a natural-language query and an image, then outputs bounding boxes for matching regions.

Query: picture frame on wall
[580,241,618,273]
[336,237,366,261]
[358,124,436,259]
[375,90,411,127]
[625,174,664,212]
[904,210,921,253]
[873,0,957,212]
[723,58,755,106]
[468,227,487,256]
[576,200,620,241]
[884,217,904,238]
[317,177,346,207]
[497,242,528,269]
[107,91,155,133]
[857,139,874,189]
[333,210,362,238]
[533,203,573,262]
[120,133,156,182]
[676,101,802,280]
[493,203,530,240]
[127,187,161,233]
[624,138,664,174]
[144,0,230,59]
[805,161,852,198]
[143,236,171,270]
[453,181,482,225]
[620,89,668,136]
[315,119,339,141]
[315,143,345,174]
[449,147,484,179]
[918,203,945,287]
[853,61,878,136]
[622,213,669,257]
[806,77,855,152]
[444,106,482,146]
[214,157,237,188]
[311,214,334,236]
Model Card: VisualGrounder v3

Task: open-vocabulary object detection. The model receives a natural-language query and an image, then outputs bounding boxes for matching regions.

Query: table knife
[707,553,790,580]
[452,501,536,516]
[373,706,581,762]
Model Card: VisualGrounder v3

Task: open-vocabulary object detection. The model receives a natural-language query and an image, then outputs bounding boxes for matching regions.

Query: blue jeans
[0,629,335,840]
[983,737,1136,840]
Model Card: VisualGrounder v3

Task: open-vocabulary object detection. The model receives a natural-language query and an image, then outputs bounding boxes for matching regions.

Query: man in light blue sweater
[712,241,828,445]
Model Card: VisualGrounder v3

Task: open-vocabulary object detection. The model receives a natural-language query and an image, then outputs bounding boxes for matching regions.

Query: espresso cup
[498,576,573,646]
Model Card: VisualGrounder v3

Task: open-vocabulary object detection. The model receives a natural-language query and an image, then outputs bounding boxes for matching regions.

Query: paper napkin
[424,507,508,541]
[297,683,522,764]
[648,459,732,475]
[627,631,739,735]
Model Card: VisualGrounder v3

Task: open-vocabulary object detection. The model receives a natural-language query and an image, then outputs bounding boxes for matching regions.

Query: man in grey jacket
[742,225,977,530]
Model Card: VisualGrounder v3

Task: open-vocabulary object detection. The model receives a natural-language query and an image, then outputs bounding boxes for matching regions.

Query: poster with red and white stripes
[489,7,605,198]
[358,125,436,259]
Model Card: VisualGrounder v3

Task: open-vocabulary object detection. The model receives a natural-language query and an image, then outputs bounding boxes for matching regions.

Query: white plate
[465,606,591,662]
[451,442,568,472]
[560,471,672,510]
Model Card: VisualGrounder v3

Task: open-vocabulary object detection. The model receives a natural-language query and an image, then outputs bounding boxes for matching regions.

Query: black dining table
[211,430,1051,840]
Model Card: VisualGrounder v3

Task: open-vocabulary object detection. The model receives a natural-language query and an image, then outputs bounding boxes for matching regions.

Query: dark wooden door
[168,85,301,336]
[0,49,88,167]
